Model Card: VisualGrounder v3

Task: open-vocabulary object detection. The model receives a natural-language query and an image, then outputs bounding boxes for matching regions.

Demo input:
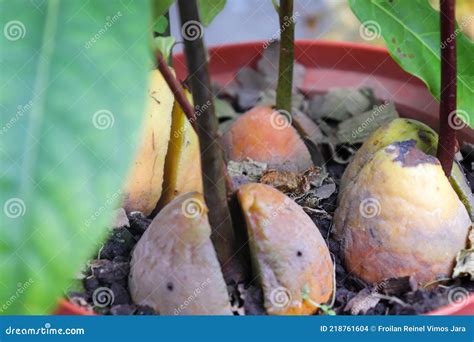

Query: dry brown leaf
[453,226,474,280]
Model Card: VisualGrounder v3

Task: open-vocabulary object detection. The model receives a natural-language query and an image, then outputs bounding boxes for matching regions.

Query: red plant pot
[55,41,474,316]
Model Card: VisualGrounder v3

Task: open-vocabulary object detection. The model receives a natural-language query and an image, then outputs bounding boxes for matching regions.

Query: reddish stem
[437,0,457,177]
[156,53,197,127]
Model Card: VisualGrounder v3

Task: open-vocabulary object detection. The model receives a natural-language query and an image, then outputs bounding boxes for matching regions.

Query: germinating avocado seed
[340,118,473,219]
[334,140,471,285]
[237,183,334,315]
[129,192,232,315]
[222,106,312,172]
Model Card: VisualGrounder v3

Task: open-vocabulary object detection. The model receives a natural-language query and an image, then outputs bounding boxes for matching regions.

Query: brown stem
[275,0,295,113]
[177,0,240,282]
[437,0,457,177]
[156,53,196,128]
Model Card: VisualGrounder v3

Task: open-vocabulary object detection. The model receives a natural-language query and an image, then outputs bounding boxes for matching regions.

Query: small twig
[373,293,408,307]
[422,277,451,288]
[156,52,197,128]
[275,0,295,113]
[437,0,457,176]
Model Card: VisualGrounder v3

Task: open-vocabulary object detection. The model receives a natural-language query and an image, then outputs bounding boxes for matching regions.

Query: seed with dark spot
[167,282,174,291]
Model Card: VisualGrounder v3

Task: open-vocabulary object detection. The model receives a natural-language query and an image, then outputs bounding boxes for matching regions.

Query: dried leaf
[292,110,324,145]
[257,41,305,89]
[375,276,417,296]
[255,89,306,112]
[227,159,268,190]
[453,226,474,280]
[236,67,268,91]
[260,170,304,194]
[344,288,380,315]
[308,88,374,122]
[237,88,262,110]
[327,143,357,165]
[336,102,399,144]
[314,183,336,200]
[259,167,337,211]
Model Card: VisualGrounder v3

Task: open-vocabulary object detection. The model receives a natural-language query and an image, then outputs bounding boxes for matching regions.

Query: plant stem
[156,53,196,128]
[177,0,240,282]
[437,0,457,177]
[275,0,295,113]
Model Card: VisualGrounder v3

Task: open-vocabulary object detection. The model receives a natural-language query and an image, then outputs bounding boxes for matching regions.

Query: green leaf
[154,36,176,62]
[349,0,474,128]
[152,0,175,19]
[154,15,169,35]
[198,0,226,26]
[272,0,280,14]
[0,0,150,314]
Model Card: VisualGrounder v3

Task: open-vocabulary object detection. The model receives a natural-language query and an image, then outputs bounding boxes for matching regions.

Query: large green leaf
[349,0,474,128]
[198,0,226,26]
[0,0,150,314]
[152,0,175,19]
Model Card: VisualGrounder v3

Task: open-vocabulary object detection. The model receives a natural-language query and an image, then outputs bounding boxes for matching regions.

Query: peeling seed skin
[334,142,471,285]
[340,118,438,196]
[389,140,439,167]
[129,192,232,315]
[339,118,474,219]
[222,106,313,172]
[123,70,174,215]
[159,89,203,208]
[237,183,334,315]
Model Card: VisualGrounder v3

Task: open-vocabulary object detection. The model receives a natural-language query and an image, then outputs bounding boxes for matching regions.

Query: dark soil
[69,43,474,315]
[70,156,473,316]
[69,212,158,315]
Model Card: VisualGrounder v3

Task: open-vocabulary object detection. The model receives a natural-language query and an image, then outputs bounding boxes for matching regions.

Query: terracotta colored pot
[55,41,473,316]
